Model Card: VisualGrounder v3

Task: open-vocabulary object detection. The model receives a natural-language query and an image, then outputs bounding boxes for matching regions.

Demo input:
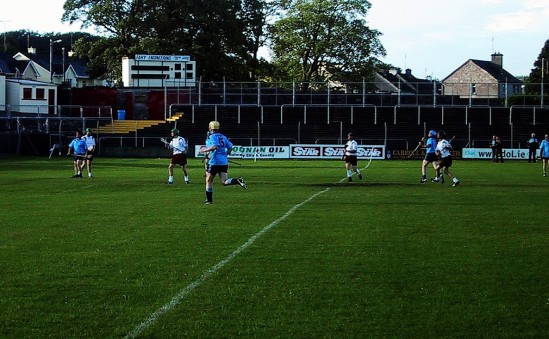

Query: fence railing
[168,80,548,108]
[168,103,547,127]
[0,116,112,135]
[0,105,113,119]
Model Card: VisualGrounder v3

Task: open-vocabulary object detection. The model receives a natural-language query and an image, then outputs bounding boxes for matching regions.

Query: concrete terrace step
[93,120,165,134]
[166,112,185,123]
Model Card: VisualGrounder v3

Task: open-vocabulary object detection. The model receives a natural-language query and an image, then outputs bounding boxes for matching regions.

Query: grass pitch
[0,156,547,338]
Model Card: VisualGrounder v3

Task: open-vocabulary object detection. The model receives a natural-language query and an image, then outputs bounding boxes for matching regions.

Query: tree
[526,39,549,104]
[269,0,385,90]
[1,30,91,57]
[239,0,275,79]
[61,0,270,82]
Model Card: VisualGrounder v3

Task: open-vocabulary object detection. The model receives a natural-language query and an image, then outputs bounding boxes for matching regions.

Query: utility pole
[542,58,545,107]
[49,38,62,83]
[0,20,10,52]
[62,47,65,82]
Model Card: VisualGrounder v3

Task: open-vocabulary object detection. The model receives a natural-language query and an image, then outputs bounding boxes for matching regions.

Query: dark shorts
[439,155,453,168]
[345,155,358,166]
[73,154,86,161]
[208,164,228,176]
[424,153,438,163]
[171,153,187,166]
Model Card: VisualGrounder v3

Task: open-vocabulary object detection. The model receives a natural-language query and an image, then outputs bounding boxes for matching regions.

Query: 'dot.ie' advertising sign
[289,144,385,159]
[462,148,537,160]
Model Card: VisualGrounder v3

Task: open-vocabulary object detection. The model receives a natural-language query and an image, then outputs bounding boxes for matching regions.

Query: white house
[10,51,107,88]
[6,79,58,114]
[12,52,51,83]
[64,62,108,88]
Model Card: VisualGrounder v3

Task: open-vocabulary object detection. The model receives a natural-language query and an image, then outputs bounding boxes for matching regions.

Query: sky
[368,0,549,79]
[2,0,548,80]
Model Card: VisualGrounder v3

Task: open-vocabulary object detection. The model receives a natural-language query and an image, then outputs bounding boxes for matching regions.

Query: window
[174,72,181,79]
[186,64,193,71]
[36,88,45,99]
[23,88,32,99]
[175,64,182,71]
[131,65,170,71]
[134,95,147,104]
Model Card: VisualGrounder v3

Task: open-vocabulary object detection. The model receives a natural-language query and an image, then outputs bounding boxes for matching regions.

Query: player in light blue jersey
[539,133,549,177]
[67,131,87,178]
[419,130,438,183]
[202,121,247,204]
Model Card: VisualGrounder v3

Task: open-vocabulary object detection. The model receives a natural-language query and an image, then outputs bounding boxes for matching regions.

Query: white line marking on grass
[49,184,95,195]
[125,188,331,338]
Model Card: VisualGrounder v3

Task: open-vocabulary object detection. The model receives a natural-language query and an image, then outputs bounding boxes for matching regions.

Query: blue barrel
[117,110,126,120]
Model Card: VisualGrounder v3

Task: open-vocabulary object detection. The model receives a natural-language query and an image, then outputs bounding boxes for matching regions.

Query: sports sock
[168,175,174,183]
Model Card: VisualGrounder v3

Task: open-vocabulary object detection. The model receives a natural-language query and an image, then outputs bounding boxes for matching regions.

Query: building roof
[6,78,56,87]
[470,59,522,83]
[1,51,90,80]
[442,58,523,84]
[0,52,18,75]
[67,60,90,77]
[375,69,438,94]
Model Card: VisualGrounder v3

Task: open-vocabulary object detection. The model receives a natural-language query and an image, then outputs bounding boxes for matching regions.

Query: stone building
[442,53,522,99]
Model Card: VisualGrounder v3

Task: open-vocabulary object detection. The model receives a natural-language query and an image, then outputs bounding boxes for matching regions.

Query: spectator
[527,133,539,163]
[494,136,504,163]
[490,135,497,162]
[539,134,549,177]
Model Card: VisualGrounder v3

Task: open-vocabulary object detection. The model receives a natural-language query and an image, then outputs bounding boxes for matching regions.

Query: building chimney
[491,52,503,67]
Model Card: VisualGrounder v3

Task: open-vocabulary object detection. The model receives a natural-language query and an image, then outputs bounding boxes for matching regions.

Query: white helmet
[209,121,220,130]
